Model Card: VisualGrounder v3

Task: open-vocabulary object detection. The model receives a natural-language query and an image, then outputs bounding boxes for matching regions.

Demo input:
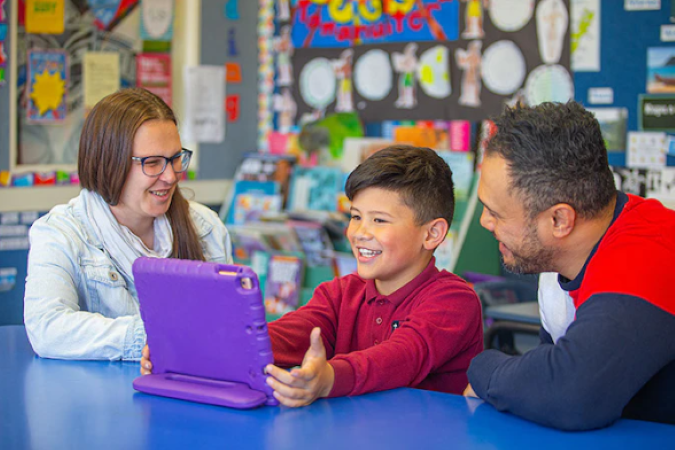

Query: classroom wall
[0,0,258,179]
[198,0,259,179]
[574,2,672,133]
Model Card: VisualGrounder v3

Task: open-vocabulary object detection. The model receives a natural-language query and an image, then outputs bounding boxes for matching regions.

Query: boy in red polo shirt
[262,145,482,406]
[142,146,482,407]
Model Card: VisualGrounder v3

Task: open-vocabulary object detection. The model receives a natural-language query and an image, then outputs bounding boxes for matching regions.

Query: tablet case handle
[133,372,273,409]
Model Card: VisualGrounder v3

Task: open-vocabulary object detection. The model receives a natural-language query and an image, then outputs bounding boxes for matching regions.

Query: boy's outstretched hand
[265,327,335,407]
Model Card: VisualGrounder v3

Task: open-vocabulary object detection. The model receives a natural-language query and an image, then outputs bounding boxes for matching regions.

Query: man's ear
[547,204,576,239]
[424,218,449,250]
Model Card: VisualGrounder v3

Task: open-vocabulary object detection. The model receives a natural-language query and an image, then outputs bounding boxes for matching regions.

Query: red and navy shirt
[468,192,675,430]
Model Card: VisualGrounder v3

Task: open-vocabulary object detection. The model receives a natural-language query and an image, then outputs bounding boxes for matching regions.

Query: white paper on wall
[182,65,226,143]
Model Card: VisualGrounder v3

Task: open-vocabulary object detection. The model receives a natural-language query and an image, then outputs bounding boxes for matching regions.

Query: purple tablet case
[132,257,278,409]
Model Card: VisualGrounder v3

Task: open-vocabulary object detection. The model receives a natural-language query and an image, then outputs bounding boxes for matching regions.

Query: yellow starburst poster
[27,49,68,123]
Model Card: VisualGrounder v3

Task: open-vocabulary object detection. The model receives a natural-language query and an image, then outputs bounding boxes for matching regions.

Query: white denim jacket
[24,193,232,361]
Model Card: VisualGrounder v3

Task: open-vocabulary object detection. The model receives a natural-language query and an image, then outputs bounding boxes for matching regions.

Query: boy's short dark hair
[345,145,455,227]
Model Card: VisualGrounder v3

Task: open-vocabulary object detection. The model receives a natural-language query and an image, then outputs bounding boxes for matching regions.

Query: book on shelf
[229,223,302,263]
[287,166,344,212]
[232,193,282,225]
[251,251,304,317]
[222,179,279,225]
[288,220,335,267]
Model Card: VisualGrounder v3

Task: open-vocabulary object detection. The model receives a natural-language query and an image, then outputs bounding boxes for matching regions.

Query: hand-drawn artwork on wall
[285,0,572,124]
[16,1,139,166]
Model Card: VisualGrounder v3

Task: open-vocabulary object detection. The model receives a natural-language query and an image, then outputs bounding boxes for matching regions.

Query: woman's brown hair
[78,87,205,261]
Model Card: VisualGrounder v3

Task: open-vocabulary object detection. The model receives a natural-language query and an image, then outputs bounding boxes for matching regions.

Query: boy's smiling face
[347,187,437,296]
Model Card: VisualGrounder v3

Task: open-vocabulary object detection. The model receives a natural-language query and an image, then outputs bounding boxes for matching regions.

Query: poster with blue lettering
[292,0,459,48]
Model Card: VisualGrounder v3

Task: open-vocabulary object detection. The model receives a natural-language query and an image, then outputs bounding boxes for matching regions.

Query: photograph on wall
[647,47,675,94]
[587,107,627,151]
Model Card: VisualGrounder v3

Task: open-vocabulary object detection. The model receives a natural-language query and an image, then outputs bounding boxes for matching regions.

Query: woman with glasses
[23,88,233,360]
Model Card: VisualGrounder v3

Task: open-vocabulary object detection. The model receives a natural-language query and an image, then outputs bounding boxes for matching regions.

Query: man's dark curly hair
[486,101,617,218]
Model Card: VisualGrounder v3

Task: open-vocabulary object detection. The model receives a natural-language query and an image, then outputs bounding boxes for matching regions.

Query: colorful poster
[291,0,459,48]
[26,49,68,123]
[627,132,666,169]
[140,0,174,41]
[25,0,65,34]
[83,52,120,110]
[647,47,675,94]
[136,53,172,106]
[87,0,139,31]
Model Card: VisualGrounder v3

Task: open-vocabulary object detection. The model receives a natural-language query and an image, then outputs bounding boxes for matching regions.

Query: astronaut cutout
[274,88,297,133]
[333,49,354,113]
[456,40,483,107]
[274,25,294,86]
[536,0,568,64]
[461,0,490,39]
[392,43,419,109]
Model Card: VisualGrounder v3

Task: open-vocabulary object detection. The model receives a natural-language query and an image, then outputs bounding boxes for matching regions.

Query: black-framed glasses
[131,149,193,177]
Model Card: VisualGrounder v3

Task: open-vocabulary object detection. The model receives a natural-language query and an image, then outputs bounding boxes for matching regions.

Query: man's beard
[502,224,556,275]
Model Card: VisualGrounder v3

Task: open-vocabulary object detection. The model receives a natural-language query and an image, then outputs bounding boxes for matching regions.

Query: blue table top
[2,325,674,449]
[484,301,542,325]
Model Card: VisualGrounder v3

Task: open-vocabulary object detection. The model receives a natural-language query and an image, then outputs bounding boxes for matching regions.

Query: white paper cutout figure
[277,0,291,21]
[461,0,490,39]
[332,49,354,112]
[536,0,568,64]
[274,25,294,86]
[456,41,483,107]
[392,43,419,109]
[417,46,452,99]
[274,88,297,133]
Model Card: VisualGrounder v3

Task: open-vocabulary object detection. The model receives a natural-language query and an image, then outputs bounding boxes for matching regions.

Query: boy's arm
[265,327,335,407]
[468,294,675,430]
[267,280,341,368]
[328,285,482,398]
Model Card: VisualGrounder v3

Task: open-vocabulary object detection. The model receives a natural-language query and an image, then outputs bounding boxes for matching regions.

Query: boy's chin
[355,267,376,280]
